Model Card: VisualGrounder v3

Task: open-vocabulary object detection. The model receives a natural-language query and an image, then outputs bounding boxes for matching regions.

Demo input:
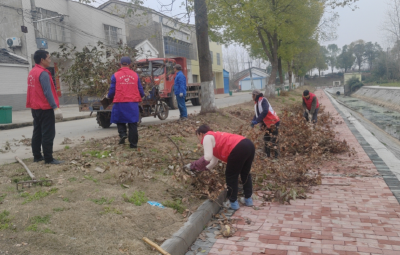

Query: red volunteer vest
[26,64,59,110]
[113,67,142,103]
[303,92,320,111]
[255,97,280,128]
[202,131,245,162]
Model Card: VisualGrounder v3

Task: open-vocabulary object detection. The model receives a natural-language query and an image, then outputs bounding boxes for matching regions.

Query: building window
[104,25,122,46]
[164,36,193,59]
[217,53,221,65]
[210,51,213,64]
[159,16,163,23]
[193,75,198,83]
[37,8,65,42]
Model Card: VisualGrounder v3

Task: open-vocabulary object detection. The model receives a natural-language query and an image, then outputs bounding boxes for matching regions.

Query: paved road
[0,93,252,164]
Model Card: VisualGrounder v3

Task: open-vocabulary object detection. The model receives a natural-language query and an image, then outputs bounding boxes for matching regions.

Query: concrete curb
[161,191,227,255]
[0,115,95,130]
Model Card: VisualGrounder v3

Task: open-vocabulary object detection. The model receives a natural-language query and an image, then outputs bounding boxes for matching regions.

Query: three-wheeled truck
[78,57,202,128]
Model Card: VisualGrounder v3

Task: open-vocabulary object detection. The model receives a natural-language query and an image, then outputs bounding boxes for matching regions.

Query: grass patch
[83,150,111,159]
[122,191,147,206]
[53,207,65,212]
[26,215,52,232]
[163,199,186,214]
[26,224,38,231]
[21,188,58,204]
[84,175,98,183]
[68,177,77,182]
[0,210,12,230]
[31,215,50,224]
[170,136,186,143]
[150,148,160,153]
[0,194,6,203]
[64,145,70,149]
[63,198,70,202]
[42,228,56,234]
[101,207,122,215]
[12,176,31,183]
[91,197,114,205]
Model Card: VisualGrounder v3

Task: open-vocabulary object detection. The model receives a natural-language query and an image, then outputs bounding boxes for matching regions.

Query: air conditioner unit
[6,37,22,48]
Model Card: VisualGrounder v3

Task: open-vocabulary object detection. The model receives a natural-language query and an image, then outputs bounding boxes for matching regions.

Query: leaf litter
[0,91,354,253]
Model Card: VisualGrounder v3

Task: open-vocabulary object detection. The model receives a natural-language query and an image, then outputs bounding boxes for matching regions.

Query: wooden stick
[142,237,171,255]
[15,156,36,180]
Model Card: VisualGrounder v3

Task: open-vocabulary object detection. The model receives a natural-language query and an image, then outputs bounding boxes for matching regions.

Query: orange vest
[255,97,280,128]
[26,64,59,110]
[202,131,245,162]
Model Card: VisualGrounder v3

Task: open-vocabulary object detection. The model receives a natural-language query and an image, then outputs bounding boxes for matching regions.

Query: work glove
[250,120,258,128]
[179,93,184,97]
[54,108,63,120]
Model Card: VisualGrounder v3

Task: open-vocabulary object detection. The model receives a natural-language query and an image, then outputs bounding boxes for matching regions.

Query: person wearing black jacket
[251,89,280,158]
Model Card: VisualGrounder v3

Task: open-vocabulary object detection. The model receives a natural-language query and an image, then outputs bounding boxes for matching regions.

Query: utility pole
[30,0,39,39]
[386,47,389,82]
[194,0,217,113]
[248,61,256,90]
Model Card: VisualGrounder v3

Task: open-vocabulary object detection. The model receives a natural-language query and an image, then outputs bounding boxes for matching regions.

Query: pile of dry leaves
[171,104,354,205]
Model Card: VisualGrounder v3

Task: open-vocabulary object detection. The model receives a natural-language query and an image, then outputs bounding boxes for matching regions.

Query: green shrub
[346,77,364,92]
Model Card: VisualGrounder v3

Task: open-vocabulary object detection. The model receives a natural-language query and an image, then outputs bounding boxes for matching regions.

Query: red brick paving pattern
[208,90,400,255]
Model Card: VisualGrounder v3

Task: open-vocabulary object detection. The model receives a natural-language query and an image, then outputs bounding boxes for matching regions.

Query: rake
[15,156,53,190]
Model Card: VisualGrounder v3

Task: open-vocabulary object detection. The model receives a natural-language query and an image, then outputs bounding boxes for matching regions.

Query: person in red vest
[106,57,145,148]
[302,90,320,123]
[26,50,63,164]
[186,125,255,210]
[250,89,280,158]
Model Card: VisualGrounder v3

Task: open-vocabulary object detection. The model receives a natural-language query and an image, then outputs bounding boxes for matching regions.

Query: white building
[0,0,127,110]
[233,68,269,91]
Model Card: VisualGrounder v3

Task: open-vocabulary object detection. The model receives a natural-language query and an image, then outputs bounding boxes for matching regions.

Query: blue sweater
[173,71,187,95]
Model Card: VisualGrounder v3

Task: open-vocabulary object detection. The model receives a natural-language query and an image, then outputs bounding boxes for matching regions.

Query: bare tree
[382,0,400,43]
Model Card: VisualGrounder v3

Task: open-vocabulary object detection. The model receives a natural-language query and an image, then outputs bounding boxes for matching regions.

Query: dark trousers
[263,123,279,158]
[31,109,55,162]
[304,108,319,123]
[176,96,188,118]
[226,139,255,203]
[117,123,138,146]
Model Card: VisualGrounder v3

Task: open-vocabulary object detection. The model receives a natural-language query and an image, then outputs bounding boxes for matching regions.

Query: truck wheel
[167,91,178,110]
[96,112,111,128]
[191,91,202,106]
[157,102,169,120]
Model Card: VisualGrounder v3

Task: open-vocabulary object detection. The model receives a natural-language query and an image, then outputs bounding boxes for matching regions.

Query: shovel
[15,156,53,190]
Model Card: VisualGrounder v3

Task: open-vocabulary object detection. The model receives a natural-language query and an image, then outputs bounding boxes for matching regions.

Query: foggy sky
[323,0,389,49]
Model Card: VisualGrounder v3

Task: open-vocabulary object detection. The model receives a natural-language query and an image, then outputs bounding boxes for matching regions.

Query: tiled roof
[0,48,29,65]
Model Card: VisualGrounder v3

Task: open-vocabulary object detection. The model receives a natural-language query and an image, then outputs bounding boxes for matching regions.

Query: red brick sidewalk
[208,90,400,255]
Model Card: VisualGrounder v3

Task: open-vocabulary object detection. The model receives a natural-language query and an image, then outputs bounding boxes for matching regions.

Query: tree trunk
[194,0,217,113]
[278,57,284,89]
[287,61,293,91]
[266,61,278,98]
